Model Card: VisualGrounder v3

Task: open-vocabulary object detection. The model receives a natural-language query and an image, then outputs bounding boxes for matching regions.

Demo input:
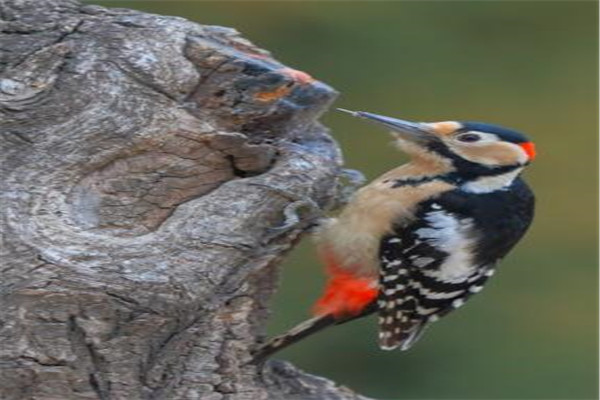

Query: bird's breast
[316,178,455,278]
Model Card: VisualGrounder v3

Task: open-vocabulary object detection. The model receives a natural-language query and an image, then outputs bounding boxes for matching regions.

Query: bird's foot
[335,168,366,208]
[247,183,325,242]
[268,198,322,235]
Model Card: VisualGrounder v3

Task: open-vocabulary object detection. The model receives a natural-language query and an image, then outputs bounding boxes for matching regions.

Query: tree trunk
[0,1,370,399]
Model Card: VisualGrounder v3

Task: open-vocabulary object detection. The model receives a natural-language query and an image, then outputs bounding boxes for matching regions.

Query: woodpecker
[252,109,535,362]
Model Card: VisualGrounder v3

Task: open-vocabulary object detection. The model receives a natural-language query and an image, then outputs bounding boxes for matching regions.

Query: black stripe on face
[444,163,522,183]
[388,162,522,188]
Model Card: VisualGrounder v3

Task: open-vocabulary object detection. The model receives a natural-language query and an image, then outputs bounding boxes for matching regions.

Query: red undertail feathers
[312,249,378,318]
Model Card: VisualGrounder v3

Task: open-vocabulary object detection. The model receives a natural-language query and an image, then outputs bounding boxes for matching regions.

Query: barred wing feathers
[378,201,493,351]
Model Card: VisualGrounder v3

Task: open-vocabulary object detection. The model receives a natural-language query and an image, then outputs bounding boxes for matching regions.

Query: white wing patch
[414,210,478,283]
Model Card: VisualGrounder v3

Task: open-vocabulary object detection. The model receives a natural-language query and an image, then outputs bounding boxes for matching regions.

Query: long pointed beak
[337,108,436,145]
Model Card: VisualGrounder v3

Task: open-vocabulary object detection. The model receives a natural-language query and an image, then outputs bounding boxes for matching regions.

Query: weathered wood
[0,0,370,398]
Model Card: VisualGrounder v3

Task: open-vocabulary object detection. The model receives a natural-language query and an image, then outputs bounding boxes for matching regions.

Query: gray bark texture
[0,1,371,399]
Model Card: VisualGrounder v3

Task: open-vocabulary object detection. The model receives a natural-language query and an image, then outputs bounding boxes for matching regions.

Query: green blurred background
[97,1,598,398]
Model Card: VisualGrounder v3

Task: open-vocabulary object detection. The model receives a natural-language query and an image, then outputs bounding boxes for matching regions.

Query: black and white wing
[377,180,534,351]
[377,201,493,351]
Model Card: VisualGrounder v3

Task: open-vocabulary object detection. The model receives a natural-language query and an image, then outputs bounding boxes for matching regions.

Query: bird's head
[338,109,536,172]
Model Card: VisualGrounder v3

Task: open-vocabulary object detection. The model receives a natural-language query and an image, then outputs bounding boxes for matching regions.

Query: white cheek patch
[448,133,528,166]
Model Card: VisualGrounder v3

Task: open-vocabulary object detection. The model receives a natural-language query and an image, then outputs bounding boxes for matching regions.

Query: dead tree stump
[0,0,371,398]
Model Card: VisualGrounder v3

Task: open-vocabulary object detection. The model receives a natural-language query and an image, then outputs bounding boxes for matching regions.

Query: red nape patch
[312,251,378,318]
[519,142,537,161]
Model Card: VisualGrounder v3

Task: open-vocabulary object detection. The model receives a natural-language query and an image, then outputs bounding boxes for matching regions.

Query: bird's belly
[316,189,415,277]
[317,217,383,278]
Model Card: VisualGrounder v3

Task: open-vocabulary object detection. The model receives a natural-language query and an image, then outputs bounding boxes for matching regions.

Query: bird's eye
[457,133,481,143]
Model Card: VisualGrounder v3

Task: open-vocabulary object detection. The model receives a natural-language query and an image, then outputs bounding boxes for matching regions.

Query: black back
[376,177,535,349]
[422,177,535,265]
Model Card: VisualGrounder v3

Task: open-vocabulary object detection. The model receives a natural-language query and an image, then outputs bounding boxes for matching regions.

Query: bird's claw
[247,183,324,242]
[335,168,366,207]
[341,168,366,187]
[267,198,321,236]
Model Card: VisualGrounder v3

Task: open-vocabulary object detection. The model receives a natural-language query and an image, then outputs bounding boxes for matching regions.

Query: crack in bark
[68,315,109,400]
[182,39,232,104]
[4,131,34,144]
[107,60,180,103]
[18,356,68,367]
[53,18,85,46]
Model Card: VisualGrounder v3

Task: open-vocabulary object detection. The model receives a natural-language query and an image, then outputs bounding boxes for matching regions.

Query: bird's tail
[250,302,377,364]
[251,314,337,364]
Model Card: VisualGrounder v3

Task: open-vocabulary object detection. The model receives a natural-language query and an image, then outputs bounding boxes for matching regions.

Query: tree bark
[0,1,370,399]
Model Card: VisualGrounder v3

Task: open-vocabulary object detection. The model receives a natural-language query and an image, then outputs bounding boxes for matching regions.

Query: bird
[252,109,535,362]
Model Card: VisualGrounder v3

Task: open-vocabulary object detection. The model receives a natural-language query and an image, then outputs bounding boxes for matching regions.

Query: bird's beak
[337,108,437,145]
